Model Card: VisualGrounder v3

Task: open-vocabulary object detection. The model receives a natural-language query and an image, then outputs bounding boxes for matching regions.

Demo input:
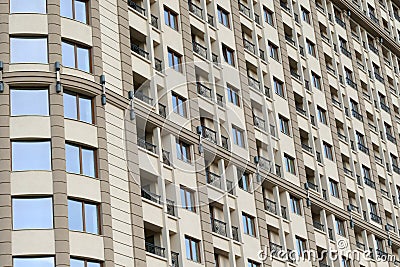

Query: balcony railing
[313,220,325,231]
[145,242,165,257]
[343,167,353,177]
[364,177,375,188]
[189,1,203,19]
[296,106,307,116]
[221,135,229,150]
[154,58,162,72]
[387,133,397,144]
[301,143,313,153]
[337,132,347,141]
[369,44,379,54]
[211,217,227,236]
[128,0,146,15]
[206,170,222,189]
[340,46,351,58]
[328,228,334,240]
[316,151,322,163]
[193,41,208,59]
[375,72,384,83]
[270,242,284,257]
[239,2,251,17]
[270,124,276,137]
[226,180,233,194]
[158,103,166,118]
[352,109,363,121]
[281,206,287,219]
[253,115,267,131]
[151,15,158,28]
[212,53,218,65]
[232,226,239,241]
[135,91,153,105]
[349,203,359,212]
[358,143,369,154]
[166,199,175,216]
[393,164,400,174]
[335,16,346,28]
[201,126,217,144]
[207,13,214,26]
[356,241,365,250]
[275,164,282,177]
[259,49,265,60]
[346,78,357,89]
[171,252,179,267]
[369,12,379,24]
[255,13,261,24]
[381,102,390,113]
[216,93,223,107]
[290,69,301,80]
[370,212,382,224]
[285,34,296,45]
[258,156,271,172]
[138,137,157,153]
[162,149,171,166]
[264,198,277,215]
[280,1,291,12]
[197,82,213,100]
[306,181,318,192]
[141,189,161,204]
[248,76,261,91]
[243,39,256,54]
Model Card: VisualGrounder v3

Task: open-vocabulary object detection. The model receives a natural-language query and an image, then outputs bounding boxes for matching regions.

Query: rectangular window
[323,142,333,160]
[10,0,46,13]
[172,92,186,117]
[64,91,94,124]
[62,41,91,72]
[295,236,307,256]
[284,154,296,174]
[290,195,301,215]
[274,78,285,97]
[312,72,321,90]
[13,197,53,229]
[301,7,310,23]
[248,259,260,267]
[10,37,48,63]
[317,106,327,124]
[66,143,96,177]
[180,186,196,212]
[264,7,274,26]
[335,218,345,236]
[61,0,88,24]
[329,179,340,198]
[164,6,178,30]
[232,125,245,147]
[268,42,279,61]
[68,199,100,234]
[10,88,49,116]
[306,39,316,57]
[185,236,201,262]
[238,170,251,192]
[242,213,256,236]
[227,85,240,106]
[217,6,230,27]
[176,139,191,163]
[71,258,101,267]
[222,44,235,66]
[362,165,370,180]
[14,257,54,267]
[168,48,182,72]
[12,141,51,171]
[279,115,290,135]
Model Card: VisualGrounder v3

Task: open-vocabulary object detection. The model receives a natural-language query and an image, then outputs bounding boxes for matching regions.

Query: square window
[10,37,48,63]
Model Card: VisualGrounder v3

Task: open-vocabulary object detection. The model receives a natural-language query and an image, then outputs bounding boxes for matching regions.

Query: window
[312,72,321,90]
[61,0,88,24]
[217,6,230,27]
[323,142,333,160]
[180,186,195,212]
[71,259,101,267]
[369,200,378,214]
[274,78,285,97]
[164,6,178,30]
[68,199,99,234]
[284,154,296,174]
[295,236,307,256]
[168,48,182,72]
[12,141,51,171]
[10,0,46,14]
[242,213,256,236]
[185,236,201,262]
[66,143,96,177]
[329,179,340,198]
[14,257,54,267]
[279,115,290,135]
[306,39,316,57]
[248,259,261,267]
[335,218,345,236]
[238,171,251,192]
[13,197,53,229]
[62,41,91,72]
[176,139,191,163]
[172,92,187,117]
[222,44,235,66]
[268,42,279,61]
[10,37,48,63]
[301,7,310,23]
[232,125,245,147]
[341,257,350,267]
[64,91,93,123]
[227,85,240,106]
[290,195,301,215]
[317,106,327,124]
[10,88,49,116]
[264,7,274,26]
[362,165,371,179]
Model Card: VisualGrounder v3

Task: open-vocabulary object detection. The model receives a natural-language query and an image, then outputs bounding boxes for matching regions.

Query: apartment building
[4,0,400,266]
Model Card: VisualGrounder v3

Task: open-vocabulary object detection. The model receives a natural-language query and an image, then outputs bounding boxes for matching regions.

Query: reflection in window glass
[68,199,83,231]
[79,96,92,123]
[60,0,73,18]
[64,91,93,123]
[68,199,99,234]
[61,0,88,24]
[85,203,98,234]
[62,42,75,68]
[14,257,54,267]
[12,141,51,171]
[71,259,100,267]
[77,46,90,72]
[82,148,95,177]
[64,92,78,120]
[75,0,88,23]
[10,38,48,63]
[66,144,80,174]
[10,0,46,14]
[66,143,95,177]
[13,198,53,229]
[10,89,49,116]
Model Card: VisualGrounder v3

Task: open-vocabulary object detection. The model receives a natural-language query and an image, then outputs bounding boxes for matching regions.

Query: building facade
[2,0,400,266]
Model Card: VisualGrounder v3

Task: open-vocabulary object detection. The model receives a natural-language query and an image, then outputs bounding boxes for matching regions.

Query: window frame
[10,0,47,14]
[317,106,327,124]
[238,170,251,192]
[10,36,48,64]
[227,85,240,106]
[65,142,97,178]
[306,39,316,57]
[164,6,179,30]
[295,236,307,256]
[180,186,196,212]
[11,140,52,171]
[268,42,279,61]
[60,0,90,24]
[217,5,230,28]
[323,142,333,160]
[290,195,302,215]
[64,90,95,124]
[168,48,182,72]
[273,78,285,97]
[312,72,321,90]
[264,7,274,26]
[329,178,340,198]
[232,125,245,147]
[70,258,101,267]
[242,212,256,237]
[335,218,345,236]
[222,44,235,66]
[172,92,187,117]
[13,257,55,267]
[62,40,92,72]
[12,197,54,230]
[68,198,101,235]
[176,139,191,163]
[301,6,311,24]
[185,235,201,262]
[248,259,261,267]
[279,115,290,136]
[284,154,296,174]
[10,88,50,116]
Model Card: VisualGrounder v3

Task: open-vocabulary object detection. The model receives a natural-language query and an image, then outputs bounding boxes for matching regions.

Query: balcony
[301,143,313,153]
[151,15,158,29]
[393,164,400,174]
[280,1,291,12]
[221,135,229,150]
[340,46,351,58]
[135,91,153,105]
[351,109,363,121]
[128,0,146,15]
[232,226,239,241]
[356,241,365,250]
[370,212,382,224]
[253,115,267,131]
[201,126,217,144]
[328,228,334,240]
[259,49,265,60]
[381,102,390,113]
[189,1,203,19]
[290,69,301,80]
[387,133,396,144]
[374,72,384,83]
[369,44,379,55]
[296,106,307,116]
[364,177,375,188]
[243,39,256,54]
[154,58,162,72]
[206,170,222,189]
[210,217,227,237]
[335,16,346,28]
[158,103,166,118]
[264,198,278,215]
[207,14,214,26]
[369,12,379,24]
[162,150,171,166]
[349,203,359,212]
[166,199,175,216]
[313,220,324,231]
[141,189,161,204]
[131,43,149,60]
[343,167,353,177]
[145,242,165,257]
[216,93,223,107]
[337,132,347,141]
[248,76,261,91]
[197,82,213,100]
[285,35,295,46]
[193,41,208,59]
[138,137,157,153]
[358,143,369,154]
[346,78,357,89]
[316,151,322,163]
[306,181,318,192]
[275,164,282,177]
[239,2,251,17]
[270,242,284,257]
[281,206,287,219]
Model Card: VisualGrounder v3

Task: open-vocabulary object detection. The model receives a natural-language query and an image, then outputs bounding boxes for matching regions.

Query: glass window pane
[191,241,198,261]
[68,199,83,231]
[64,92,78,120]
[164,10,169,26]
[70,259,84,267]
[82,148,95,177]
[75,0,87,24]
[66,144,80,174]
[13,198,53,229]
[87,263,101,267]
[85,203,98,234]
[77,47,90,72]
[185,191,192,210]
[62,42,75,68]
[14,257,54,267]
[10,89,49,116]
[12,141,51,171]
[185,238,191,259]
[10,38,48,63]
[10,0,46,13]
[60,0,73,18]
[79,96,93,123]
